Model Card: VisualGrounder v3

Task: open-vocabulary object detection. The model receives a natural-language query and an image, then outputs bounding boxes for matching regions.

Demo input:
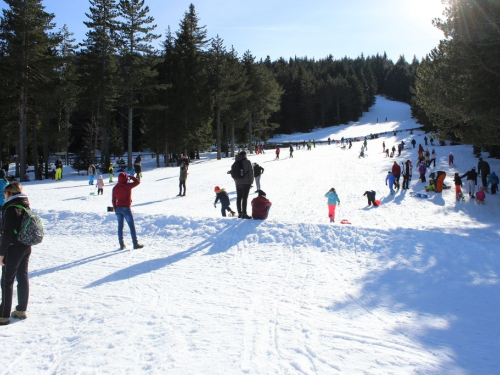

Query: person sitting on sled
[251,190,272,220]
[475,186,486,204]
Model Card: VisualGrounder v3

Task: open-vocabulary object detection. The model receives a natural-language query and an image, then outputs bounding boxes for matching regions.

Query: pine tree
[0,0,60,181]
[79,0,120,171]
[117,0,161,170]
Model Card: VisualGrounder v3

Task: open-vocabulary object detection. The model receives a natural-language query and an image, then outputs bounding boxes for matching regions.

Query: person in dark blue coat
[214,186,236,217]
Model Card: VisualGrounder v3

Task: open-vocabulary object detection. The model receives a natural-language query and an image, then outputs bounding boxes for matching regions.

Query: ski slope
[1,96,499,374]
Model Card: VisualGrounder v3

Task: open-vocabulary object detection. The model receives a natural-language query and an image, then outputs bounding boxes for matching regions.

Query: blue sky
[0,0,446,62]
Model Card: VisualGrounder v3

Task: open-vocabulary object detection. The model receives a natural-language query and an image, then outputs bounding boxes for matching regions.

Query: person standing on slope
[0,182,32,325]
[460,167,478,198]
[112,173,143,250]
[274,147,280,161]
[253,163,264,192]
[324,188,340,223]
[178,163,188,196]
[289,144,294,158]
[386,171,396,195]
[477,158,490,189]
[232,151,254,219]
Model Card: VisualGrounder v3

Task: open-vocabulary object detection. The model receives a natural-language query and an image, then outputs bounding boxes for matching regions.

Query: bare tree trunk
[248,112,253,154]
[224,119,229,158]
[127,106,133,170]
[230,123,235,158]
[216,106,221,160]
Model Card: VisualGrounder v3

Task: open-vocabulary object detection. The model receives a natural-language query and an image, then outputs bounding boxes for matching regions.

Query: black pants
[1,246,31,318]
[402,173,409,189]
[179,180,186,195]
[221,203,233,217]
[97,188,103,195]
[236,184,251,215]
[481,175,488,188]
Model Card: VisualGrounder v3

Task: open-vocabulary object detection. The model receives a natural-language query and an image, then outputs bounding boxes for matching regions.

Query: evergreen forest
[0,0,499,181]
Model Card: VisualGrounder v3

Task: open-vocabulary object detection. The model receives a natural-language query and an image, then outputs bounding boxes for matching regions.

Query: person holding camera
[112,173,143,250]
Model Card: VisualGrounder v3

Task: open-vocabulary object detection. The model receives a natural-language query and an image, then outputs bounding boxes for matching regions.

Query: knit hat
[257,189,266,197]
[214,186,220,192]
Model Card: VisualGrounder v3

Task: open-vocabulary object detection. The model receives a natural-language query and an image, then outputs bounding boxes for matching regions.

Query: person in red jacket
[391,161,401,189]
[251,190,272,220]
[112,173,143,250]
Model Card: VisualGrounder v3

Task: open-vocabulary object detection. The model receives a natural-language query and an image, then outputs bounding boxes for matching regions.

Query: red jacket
[392,163,401,176]
[251,195,272,219]
[112,173,140,209]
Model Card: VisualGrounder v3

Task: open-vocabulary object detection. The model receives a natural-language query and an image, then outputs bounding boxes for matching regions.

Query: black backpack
[10,205,44,246]
[230,160,245,179]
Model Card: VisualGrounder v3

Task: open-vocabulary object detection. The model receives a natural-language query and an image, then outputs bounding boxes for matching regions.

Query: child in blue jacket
[385,171,396,195]
[324,188,340,223]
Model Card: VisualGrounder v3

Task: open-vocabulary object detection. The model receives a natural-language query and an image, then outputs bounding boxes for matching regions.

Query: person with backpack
[251,190,272,220]
[0,182,32,325]
[253,163,264,192]
[214,186,236,217]
[230,151,254,219]
[112,173,144,250]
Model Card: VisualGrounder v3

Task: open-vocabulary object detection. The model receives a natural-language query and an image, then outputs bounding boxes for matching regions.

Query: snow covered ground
[1,96,499,374]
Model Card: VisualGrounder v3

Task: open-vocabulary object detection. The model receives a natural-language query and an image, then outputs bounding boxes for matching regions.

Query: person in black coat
[134,154,142,180]
[0,182,31,325]
[477,158,490,188]
[253,163,264,192]
[363,190,378,206]
[461,167,478,197]
[213,186,235,217]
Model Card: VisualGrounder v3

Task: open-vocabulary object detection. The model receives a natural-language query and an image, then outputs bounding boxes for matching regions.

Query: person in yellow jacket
[109,162,114,183]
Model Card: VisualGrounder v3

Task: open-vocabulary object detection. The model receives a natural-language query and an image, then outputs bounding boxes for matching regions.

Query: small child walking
[214,186,236,217]
[96,175,105,195]
[453,172,463,201]
[324,187,340,223]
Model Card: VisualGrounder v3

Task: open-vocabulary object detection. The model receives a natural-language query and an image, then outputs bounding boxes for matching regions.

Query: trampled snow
[1,96,499,374]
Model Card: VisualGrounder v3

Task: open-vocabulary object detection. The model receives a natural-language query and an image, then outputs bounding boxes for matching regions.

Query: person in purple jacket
[418,162,427,183]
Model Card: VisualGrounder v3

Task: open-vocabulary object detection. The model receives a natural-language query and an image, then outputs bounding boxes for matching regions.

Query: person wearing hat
[213,186,236,217]
[251,190,272,220]
[112,172,143,250]
[232,151,254,219]
[460,167,478,198]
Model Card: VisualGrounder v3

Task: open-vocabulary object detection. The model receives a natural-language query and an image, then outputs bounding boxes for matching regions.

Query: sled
[374,200,381,206]
[340,219,351,225]
[410,192,429,199]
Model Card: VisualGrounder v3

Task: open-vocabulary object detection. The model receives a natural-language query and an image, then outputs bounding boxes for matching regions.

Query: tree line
[1,0,497,182]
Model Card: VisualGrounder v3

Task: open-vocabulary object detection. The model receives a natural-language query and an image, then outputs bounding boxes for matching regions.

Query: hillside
[2,96,499,374]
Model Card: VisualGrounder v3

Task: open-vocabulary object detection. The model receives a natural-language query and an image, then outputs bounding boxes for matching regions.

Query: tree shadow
[327,225,500,373]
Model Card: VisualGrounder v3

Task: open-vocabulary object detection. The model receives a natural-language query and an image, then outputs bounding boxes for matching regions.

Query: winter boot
[11,310,27,320]
[0,317,10,326]
[133,242,144,249]
[241,213,252,219]
[120,242,126,250]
